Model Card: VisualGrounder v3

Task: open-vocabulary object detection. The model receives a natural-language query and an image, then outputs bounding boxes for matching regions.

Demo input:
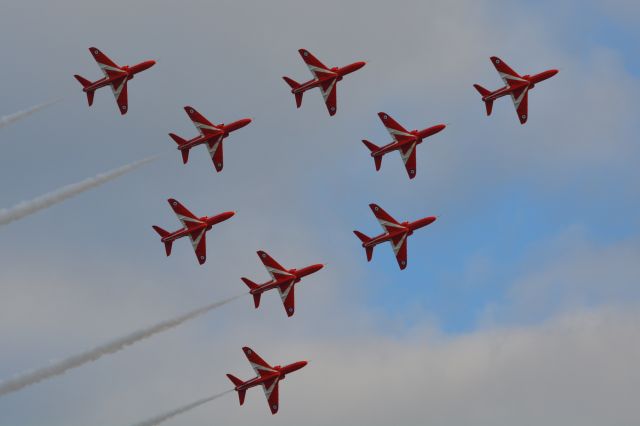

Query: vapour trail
[0,155,159,227]
[0,294,245,397]
[0,99,61,129]
[130,390,233,426]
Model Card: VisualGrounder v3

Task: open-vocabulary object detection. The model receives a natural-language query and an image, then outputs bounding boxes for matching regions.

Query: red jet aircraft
[241,251,323,317]
[473,56,558,124]
[283,49,366,116]
[169,106,251,172]
[362,112,446,179]
[152,198,234,265]
[354,204,436,270]
[227,346,308,415]
[74,47,155,115]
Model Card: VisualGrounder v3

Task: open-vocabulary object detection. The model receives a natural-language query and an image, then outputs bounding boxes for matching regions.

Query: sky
[0,0,639,425]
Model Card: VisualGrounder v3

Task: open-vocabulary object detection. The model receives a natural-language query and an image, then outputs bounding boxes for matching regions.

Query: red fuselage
[233,361,308,392]
[481,69,558,101]
[291,61,366,94]
[372,124,446,157]
[178,118,252,152]
[160,211,235,243]
[82,60,156,92]
[249,264,324,295]
[361,216,437,249]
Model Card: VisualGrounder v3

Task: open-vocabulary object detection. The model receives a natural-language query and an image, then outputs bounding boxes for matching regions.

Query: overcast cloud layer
[0,0,638,425]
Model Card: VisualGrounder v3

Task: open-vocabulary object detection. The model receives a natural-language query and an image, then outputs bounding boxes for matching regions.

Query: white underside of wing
[262,377,279,400]
[391,233,408,256]
[110,76,128,101]
[188,228,206,251]
[510,86,529,110]
[320,78,337,102]
[277,282,294,303]
[400,143,416,165]
[206,137,223,159]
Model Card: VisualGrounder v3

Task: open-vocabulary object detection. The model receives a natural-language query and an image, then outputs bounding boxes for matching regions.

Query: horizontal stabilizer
[283,77,303,108]
[241,278,262,308]
[362,139,380,153]
[152,226,173,256]
[362,140,383,170]
[226,374,246,405]
[473,84,491,97]
[353,230,371,244]
[75,75,95,106]
[353,231,374,260]
[152,225,169,238]
[169,133,190,163]
[473,84,494,115]
[74,74,92,88]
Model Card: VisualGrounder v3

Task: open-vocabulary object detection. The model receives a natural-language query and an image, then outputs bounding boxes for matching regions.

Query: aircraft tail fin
[473,84,493,115]
[226,374,246,405]
[283,76,303,108]
[362,140,383,170]
[169,133,190,163]
[74,75,95,106]
[152,226,173,256]
[353,231,374,261]
[241,278,262,308]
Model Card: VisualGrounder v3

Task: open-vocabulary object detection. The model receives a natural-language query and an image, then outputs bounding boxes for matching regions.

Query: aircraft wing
[242,347,278,377]
[188,227,207,265]
[110,77,129,114]
[390,233,408,270]
[257,251,294,281]
[184,106,222,136]
[262,376,280,415]
[319,78,338,115]
[298,49,336,80]
[89,47,125,79]
[168,198,204,229]
[490,56,527,87]
[399,142,418,179]
[510,86,529,124]
[369,203,405,234]
[320,78,338,115]
[206,136,224,171]
[378,112,413,143]
[277,282,296,317]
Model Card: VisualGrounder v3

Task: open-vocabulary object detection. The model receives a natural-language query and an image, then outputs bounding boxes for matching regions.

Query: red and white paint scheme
[354,203,436,270]
[227,346,308,415]
[282,49,366,116]
[473,56,558,124]
[73,47,155,115]
[169,106,251,172]
[362,112,446,179]
[152,198,234,265]
[241,251,323,317]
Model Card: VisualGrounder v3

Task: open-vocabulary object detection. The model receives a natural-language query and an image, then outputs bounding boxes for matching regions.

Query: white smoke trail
[0,99,61,129]
[0,294,244,397]
[130,390,233,426]
[0,155,158,227]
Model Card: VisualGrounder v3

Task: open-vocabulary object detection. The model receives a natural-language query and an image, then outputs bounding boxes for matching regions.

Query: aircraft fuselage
[291,61,366,94]
[160,211,235,243]
[362,216,437,248]
[482,69,558,101]
[82,60,156,92]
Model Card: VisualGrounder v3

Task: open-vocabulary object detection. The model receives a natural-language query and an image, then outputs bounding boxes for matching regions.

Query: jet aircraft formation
[72,46,557,415]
